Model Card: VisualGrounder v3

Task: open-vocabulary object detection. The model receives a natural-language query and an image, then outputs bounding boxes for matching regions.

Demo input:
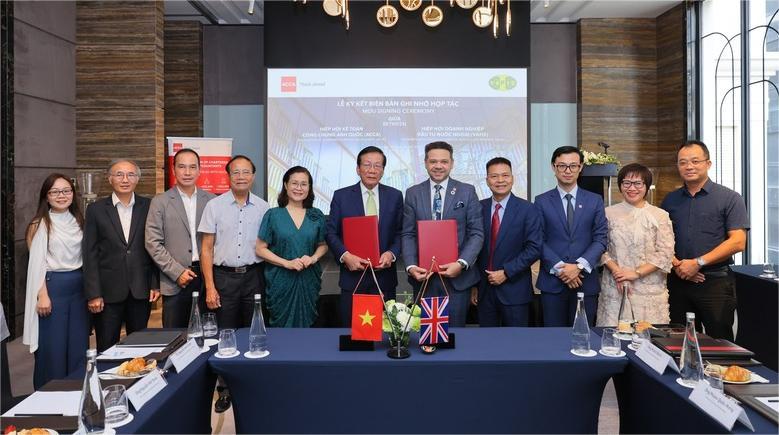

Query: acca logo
[281,76,297,93]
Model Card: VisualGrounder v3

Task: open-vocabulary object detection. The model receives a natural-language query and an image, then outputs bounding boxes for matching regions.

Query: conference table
[209,327,627,434]
[731,264,778,371]
[606,329,779,434]
[0,337,217,434]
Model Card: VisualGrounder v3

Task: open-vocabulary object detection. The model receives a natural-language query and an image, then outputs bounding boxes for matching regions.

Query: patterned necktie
[365,190,377,216]
[565,193,574,232]
[433,184,443,220]
[488,203,502,271]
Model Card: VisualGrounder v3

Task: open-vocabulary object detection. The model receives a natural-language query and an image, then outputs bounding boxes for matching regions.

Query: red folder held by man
[418,220,458,270]
[343,215,380,267]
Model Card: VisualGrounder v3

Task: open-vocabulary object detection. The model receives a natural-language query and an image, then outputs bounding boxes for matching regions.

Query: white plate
[570,349,597,357]
[599,349,627,358]
[243,350,270,359]
[214,350,240,359]
[723,373,753,384]
[98,365,155,380]
[627,343,640,351]
[204,338,219,347]
[614,332,633,341]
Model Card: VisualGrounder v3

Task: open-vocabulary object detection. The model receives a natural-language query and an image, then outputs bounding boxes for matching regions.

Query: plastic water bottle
[679,312,704,387]
[571,292,591,355]
[247,293,269,358]
[187,291,204,348]
[78,349,105,434]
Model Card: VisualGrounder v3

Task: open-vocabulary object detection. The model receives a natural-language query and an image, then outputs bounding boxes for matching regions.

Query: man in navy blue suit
[472,157,542,327]
[535,146,608,326]
[326,146,404,326]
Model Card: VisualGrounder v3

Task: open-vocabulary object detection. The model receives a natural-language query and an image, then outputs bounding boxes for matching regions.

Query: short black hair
[617,163,653,198]
[678,140,710,160]
[174,148,200,167]
[486,157,512,172]
[424,141,454,160]
[225,155,256,174]
[357,146,387,167]
[278,166,315,209]
[551,146,584,164]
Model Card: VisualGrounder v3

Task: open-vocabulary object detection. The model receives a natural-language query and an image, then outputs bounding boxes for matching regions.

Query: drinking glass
[217,329,237,356]
[631,328,650,350]
[103,384,128,425]
[202,313,218,338]
[704,365,724,392]
[759,264,777,279]
[601,328,621,356]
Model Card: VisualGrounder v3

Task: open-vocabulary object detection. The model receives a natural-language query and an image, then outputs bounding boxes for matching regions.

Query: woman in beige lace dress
[596,163,675,326]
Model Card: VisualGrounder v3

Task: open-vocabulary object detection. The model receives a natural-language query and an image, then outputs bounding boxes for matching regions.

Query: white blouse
[23,211,83,353]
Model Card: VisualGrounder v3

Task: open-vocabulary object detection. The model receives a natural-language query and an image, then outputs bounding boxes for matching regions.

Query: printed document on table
[2,391,81,416]
[97,345,164,360]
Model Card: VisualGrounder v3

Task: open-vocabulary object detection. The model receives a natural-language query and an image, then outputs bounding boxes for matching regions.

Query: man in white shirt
[146,149,216,328]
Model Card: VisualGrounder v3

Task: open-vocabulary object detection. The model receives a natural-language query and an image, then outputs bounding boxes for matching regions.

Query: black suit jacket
[83,195,159,303]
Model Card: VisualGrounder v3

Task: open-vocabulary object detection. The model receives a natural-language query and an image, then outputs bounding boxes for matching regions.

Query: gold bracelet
[635,269,642,278]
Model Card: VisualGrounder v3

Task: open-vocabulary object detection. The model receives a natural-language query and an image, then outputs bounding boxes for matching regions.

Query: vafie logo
[489,75,517,91]
[281,76,297,93]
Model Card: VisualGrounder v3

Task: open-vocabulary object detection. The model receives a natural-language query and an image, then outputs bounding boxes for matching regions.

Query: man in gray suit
[146,148,216,328]
[402,141,484,327]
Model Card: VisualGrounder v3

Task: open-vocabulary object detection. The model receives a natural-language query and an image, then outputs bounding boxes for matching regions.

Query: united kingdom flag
[419,296,449,345]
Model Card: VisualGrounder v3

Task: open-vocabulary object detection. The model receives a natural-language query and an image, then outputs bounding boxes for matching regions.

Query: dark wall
[204,26,264,105]
[265,0,530,68]
[530,24,577,103]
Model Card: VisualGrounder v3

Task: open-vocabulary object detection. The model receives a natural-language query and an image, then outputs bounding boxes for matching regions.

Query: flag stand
[401,257,456,355]
[339,260,386,352]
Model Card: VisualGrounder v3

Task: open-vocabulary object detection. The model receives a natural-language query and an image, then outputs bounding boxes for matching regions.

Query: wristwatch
[577,263,586,273]
[696,257,707,267]
[457,259,468,270]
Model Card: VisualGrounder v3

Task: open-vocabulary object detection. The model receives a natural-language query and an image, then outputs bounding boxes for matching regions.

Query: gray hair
[106,159,141,179]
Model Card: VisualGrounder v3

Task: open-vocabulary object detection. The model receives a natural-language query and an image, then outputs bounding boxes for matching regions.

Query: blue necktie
[433,185,443,220]
[565,193,574,232]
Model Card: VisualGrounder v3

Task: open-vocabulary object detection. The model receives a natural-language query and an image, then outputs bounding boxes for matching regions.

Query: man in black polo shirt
[661,140,749,340]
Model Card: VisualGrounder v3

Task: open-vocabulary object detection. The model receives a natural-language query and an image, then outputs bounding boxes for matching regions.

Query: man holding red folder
[326,146,404,326]
[401,142,484,327]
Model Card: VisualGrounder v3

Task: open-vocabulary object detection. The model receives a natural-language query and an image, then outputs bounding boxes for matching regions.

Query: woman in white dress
[23,174,89,389]
[596,163,675,326]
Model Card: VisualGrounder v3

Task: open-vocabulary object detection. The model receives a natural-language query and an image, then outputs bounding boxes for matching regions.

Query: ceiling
[164,0,681,25]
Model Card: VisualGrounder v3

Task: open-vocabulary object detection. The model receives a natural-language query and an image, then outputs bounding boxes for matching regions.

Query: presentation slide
[267,68,527,214]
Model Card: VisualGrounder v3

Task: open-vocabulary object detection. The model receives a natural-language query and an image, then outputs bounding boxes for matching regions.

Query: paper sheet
[97,345,164,360]
[756,396,779,413]
[2,391,81,416]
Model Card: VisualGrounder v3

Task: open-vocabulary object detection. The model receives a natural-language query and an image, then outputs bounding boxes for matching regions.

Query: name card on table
[689,382,754,431]
[127,370,167,411]
[167,339,201,373]
[636,341,680,375]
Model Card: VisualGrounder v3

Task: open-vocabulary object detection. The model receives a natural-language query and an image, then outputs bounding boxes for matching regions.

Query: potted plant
[581,149,620,177]
[382,299,421,359]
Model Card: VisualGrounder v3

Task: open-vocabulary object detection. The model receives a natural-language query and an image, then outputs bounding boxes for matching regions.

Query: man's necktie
[433,184,443,220]
[488,203,502,271]
[365,190,377,216]
[565,193,574,233]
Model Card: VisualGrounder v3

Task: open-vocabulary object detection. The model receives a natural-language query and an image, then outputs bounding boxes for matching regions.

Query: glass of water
[704,365,724,392]
[601,328,621,356]
[202,313,218,338]
[217,329,237,357]
[631,328,650,350]
[103,384,128,425]
[759,264,777,279]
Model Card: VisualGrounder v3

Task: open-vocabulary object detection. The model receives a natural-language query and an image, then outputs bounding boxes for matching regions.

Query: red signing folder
[418,220,458,270]
[343,215,381,267]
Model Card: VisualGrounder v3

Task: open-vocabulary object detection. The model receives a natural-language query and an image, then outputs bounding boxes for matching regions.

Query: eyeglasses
[620,180,646,189]
[110,172,138,180]
[554,163,581,172]
[288,181,309,189]
[48,188,74,197]
[677,159,708,167]
[230,170,253,177]
[360,162,385,170]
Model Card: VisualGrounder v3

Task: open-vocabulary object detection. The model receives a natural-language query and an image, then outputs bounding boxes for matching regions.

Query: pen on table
[767,399,778,403]
[13,413,65,417]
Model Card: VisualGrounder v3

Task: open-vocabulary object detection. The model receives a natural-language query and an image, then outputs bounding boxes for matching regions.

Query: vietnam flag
[351,294,383,341]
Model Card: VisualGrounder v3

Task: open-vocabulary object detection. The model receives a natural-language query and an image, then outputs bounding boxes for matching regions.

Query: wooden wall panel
[76,1,164,197]
[578,7,686,205]
[164,21,203,140]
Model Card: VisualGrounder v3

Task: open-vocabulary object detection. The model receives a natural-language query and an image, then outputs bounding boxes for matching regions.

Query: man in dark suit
[402,141,484,327]
[84,159,160,352]
[326,146,404,326]
[535,146,608,327]
[472,157,542,327]
[146,148,216,328]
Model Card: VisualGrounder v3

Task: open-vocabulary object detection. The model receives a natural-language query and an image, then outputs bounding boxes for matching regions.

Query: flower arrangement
[582,150,620,166]
[382,299,421,347]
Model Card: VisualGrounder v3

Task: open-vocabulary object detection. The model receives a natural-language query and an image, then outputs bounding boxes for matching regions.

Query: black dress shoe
[214,391,232,413]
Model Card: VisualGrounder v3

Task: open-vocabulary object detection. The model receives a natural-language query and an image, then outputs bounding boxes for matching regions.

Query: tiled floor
[6,307,619,434]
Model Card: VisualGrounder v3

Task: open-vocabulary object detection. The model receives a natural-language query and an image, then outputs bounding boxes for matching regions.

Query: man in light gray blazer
[146,148,216,328]
[402,141,484,327]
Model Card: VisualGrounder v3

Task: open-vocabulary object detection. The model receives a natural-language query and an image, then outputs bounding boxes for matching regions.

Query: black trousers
[95,296,151,352]
[213,264,266,329]
[162,264,205,328]
[668,270,737,340]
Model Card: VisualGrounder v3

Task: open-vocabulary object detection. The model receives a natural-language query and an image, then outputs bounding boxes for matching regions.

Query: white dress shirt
[177,187,199,261]
[111,192,135,243]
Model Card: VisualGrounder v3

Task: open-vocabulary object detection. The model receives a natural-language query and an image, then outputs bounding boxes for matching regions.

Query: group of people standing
[21,139,748,398]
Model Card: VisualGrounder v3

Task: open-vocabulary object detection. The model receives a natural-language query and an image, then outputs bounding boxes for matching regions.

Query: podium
[579,163,617,204]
